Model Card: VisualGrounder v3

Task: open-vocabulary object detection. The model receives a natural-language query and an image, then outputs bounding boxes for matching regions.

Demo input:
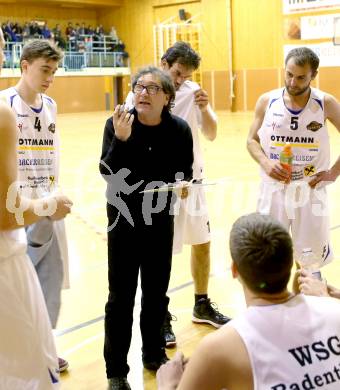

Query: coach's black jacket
[99,108,193,224]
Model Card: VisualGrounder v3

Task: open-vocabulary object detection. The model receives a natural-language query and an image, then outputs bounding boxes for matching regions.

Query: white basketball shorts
[0,253,60,390]
[257,181,333,266]
[173,186,211,254]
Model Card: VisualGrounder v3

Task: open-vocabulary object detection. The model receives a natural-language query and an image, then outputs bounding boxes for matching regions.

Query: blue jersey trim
[10,94,17,107]
[30,104,43,114]
[43,96,54,104]
[29,93,44,114]
[268,97,280,110]
[282,89,303,115]
[286,107,303,115]
[312,98,323,111]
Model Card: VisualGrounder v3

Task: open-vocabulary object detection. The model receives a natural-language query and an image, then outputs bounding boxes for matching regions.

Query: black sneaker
[142,355,169,371]
[192,298,231,328]
[58,357,69,373]
[107,377,131,390]
[163,311,177,348]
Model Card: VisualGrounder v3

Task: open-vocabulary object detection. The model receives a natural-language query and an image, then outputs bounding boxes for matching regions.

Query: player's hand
[194,88,209,112]
[174,181,190,199]
[156,351,186,390]
[50,195,73,220]
[263,159,290,182]
[308,169,337,189]
[113,104,134,141]
[295,269,329,297]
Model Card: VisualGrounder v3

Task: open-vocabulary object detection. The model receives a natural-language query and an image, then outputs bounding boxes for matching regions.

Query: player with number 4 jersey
[0,40,72,375]
[0,86,58,194]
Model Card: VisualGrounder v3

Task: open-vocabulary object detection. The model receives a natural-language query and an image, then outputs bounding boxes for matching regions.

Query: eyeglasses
[133,83,163,95]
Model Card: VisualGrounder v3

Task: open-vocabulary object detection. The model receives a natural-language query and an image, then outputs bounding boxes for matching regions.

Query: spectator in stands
[74,23,81,38]
[30,22,41,38]
[52,24,60,39]
[12,22,22,41]
[3,21,17,42]
[52,24,66,49]
[113,40,129,67]
[114,39,125,52]
[22,22,30,40]
[84,36,92,52]
[41,22,52,40]
[79,22,87,36]
[65,22,74,39]
[92,26,102,51]
[109,26,118,41]
[97,24,105,35]
[77,41,86,53]
[87,25,94,35]
[65,23,77,51]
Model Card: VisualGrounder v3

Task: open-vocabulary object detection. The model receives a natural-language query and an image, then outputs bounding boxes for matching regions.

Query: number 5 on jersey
[290,116,298,130]
[34,117,42,132]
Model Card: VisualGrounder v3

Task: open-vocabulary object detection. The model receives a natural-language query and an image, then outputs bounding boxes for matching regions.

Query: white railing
[3,45,129,70]
[62,52,129,70]
[67,34,119,54]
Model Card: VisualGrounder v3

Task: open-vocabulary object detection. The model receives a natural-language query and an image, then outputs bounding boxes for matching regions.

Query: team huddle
[0,32,339,390]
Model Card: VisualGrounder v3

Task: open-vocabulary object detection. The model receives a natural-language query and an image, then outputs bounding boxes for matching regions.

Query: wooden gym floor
[54,110,340,390]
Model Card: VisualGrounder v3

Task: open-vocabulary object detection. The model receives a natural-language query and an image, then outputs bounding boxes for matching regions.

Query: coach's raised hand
[113,104,134,141]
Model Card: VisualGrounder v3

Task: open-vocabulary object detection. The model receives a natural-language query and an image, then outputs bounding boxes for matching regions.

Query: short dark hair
[20,40,63,66]
[132,66,175,112]
[285,47,319,75]
[229,213,293,294]
[161,41,200,70]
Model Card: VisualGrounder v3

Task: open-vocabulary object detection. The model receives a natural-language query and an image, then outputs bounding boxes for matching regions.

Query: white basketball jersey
[0,87,70,288]
[0,87,59,195]
[172,80,204,179]
[228,294,340,390]
[258,88,330,182]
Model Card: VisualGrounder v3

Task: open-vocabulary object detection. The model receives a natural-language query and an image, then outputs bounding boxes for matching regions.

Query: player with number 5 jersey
[257,87,330,183]
[247,47,340,270]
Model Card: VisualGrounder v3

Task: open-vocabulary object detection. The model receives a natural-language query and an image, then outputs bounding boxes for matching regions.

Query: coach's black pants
[104,212,173,378]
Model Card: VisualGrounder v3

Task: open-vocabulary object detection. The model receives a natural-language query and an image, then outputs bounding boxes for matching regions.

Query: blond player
[0,33,72,389]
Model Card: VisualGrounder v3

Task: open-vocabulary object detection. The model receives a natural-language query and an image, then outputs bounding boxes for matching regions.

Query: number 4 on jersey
[34,117,42,132]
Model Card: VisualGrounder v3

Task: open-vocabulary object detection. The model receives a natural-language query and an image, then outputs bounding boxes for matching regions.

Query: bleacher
[2,21,129,71]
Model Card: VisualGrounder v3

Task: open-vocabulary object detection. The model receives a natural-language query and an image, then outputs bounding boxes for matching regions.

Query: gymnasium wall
[47,75,111,113]
[0,74,119,113]
[231,0,284,111]
[98,0,231,109]
[231,0,340,111]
